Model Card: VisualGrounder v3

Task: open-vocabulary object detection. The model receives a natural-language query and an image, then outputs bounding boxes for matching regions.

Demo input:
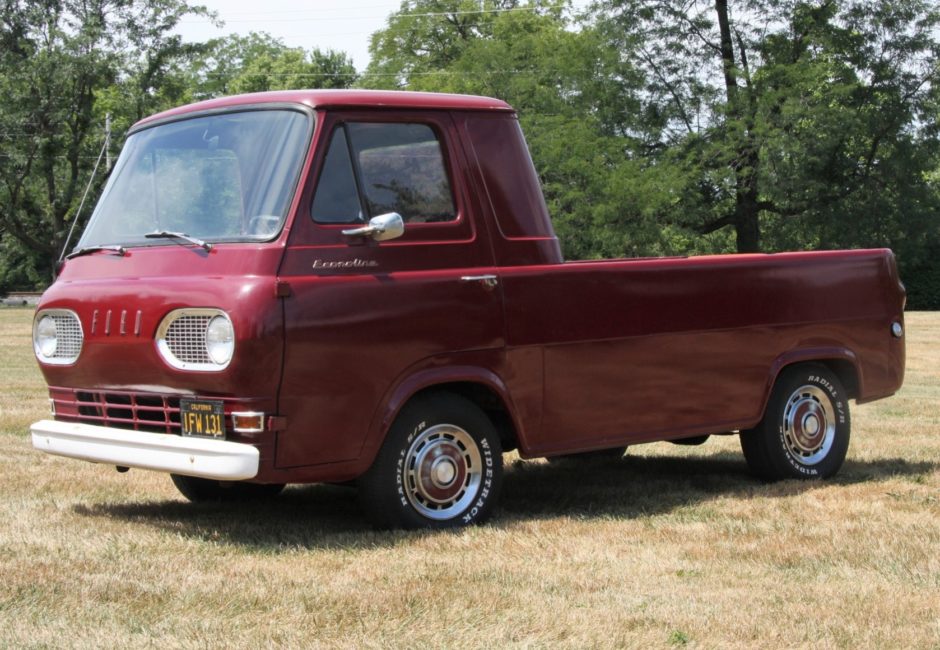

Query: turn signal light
[232,412,265,433]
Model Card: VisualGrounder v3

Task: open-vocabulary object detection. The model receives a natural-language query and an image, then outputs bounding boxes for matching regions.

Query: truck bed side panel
[501,249,905,455]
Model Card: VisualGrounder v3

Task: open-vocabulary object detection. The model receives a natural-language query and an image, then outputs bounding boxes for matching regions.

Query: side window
[311,122,457,225]
[311,127,363,224]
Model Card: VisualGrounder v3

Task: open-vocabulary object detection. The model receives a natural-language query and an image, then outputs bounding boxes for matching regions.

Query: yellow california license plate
[180,399,226,439]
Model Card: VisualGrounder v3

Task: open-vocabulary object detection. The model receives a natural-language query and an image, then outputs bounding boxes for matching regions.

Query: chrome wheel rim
[403,424,482,521]
[782,385,836,465]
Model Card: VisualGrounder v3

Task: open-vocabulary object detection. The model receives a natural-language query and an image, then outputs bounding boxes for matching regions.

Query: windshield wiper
[144,230,212,251]
[65,245,127,260]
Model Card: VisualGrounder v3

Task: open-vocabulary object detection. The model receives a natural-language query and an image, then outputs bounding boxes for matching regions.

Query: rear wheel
[741,364,850,480]
[170,474,285,502]
[358,393,502,529]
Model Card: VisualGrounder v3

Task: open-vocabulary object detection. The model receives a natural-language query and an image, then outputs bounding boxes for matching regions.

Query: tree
[188,33,357,96]
[0,8,362,289]
[0,0,211,282]
[364,1,671,259]
[185,32,288,99]
[595,0,940,254]
[228,46,357,93]
[365,0,940,304]
[366,0,526,89]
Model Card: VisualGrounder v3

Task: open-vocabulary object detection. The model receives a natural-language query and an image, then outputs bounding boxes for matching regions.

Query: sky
[173,1,591,72]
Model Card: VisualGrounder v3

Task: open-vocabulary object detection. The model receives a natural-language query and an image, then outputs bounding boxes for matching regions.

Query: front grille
[50,312,84,360]
[57,390,183,434]
[165,314,213,364]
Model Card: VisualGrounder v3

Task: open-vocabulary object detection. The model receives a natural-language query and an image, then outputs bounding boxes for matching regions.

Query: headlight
[36,316,58,357]
[206,315,235,365]
[33,310,83,365]
[156,309,235,371]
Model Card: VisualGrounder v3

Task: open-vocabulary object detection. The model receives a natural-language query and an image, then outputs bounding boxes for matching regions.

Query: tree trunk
[734,183,760,253]
[715,0,761,253]
[715,0,737,104]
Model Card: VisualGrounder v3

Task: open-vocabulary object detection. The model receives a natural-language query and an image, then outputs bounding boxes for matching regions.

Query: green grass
[1,309,938,648]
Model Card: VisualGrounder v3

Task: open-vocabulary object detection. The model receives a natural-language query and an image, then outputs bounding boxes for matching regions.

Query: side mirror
[341,212,404,242]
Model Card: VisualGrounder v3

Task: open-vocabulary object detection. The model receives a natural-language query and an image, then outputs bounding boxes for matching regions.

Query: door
[275,111,503,468]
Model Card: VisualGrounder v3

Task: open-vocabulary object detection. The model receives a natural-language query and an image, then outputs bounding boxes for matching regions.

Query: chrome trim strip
[460,274,499,289]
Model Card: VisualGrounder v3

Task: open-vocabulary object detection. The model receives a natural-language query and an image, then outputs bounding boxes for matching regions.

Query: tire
[358,392,503,529]
[670,435,710,446]
[170,474,285,502]
[546,447,628,465]
[741,364,850,481]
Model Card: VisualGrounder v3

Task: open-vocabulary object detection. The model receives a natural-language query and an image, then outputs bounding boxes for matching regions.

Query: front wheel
[170,474,285,502]
[740,364,850,480]
[358,393,503,529]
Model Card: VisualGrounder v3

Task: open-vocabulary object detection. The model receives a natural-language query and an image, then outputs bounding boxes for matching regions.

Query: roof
[133,89,515,130]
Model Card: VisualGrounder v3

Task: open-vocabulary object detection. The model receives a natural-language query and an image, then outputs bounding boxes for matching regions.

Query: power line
[206,3,405,15]
[0,155,108,159]
[180,6,549,24]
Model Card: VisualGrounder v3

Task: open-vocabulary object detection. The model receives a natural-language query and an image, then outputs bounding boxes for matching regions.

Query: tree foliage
[364,0,940,305]
[189,33,357,96]
[0,0,211,286]
[595,0,940,258]
[1,0,939,308]
[0,5,357,290]
[367,0,528,88]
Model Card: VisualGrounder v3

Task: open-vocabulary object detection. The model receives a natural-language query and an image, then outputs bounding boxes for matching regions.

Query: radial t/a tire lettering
[741,364,850,481]
[358,392,503,529]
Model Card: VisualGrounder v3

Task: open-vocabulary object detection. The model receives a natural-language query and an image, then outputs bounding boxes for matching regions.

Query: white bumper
[30,419,259,480]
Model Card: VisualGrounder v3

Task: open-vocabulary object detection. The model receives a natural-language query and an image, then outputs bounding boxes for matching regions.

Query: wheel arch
[359,365,523,470]
[759,348,860,422]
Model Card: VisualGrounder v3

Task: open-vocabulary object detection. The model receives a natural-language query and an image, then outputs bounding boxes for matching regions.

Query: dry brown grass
[1,308,937,648]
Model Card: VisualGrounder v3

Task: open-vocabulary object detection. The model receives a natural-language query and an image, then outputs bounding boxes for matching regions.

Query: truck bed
[498,248,905,455]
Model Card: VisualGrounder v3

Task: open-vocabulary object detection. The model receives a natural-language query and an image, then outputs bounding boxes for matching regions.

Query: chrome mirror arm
[342,212,404,242]
[341,224,379,237]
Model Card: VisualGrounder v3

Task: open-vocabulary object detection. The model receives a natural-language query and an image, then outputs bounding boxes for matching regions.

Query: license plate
[180,399,226,439]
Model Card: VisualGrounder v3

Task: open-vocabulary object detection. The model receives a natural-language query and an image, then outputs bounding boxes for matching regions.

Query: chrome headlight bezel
[33,309,84,365]
[155,308,235,372]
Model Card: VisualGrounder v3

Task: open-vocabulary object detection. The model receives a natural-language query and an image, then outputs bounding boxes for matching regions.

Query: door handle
[460,274,499,290]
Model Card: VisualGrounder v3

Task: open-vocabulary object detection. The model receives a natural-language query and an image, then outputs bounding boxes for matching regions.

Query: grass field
[0,308,937,648]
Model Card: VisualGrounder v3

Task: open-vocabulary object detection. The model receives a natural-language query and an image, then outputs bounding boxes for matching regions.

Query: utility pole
[105,113,111,169]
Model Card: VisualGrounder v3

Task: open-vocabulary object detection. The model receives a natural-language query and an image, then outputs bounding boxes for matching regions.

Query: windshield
[77,108,310,249]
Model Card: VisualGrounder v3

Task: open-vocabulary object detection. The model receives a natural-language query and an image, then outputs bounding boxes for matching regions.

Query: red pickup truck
[30,90,906,528]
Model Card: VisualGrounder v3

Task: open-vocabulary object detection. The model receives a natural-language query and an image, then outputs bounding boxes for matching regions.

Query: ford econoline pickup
[30,90,906,528]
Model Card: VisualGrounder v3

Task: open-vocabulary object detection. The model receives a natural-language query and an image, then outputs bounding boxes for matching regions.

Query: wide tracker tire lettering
[358,392,503,529]
[741,364,851,481]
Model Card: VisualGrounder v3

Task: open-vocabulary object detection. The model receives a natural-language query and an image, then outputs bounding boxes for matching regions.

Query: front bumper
[31,419,259,480]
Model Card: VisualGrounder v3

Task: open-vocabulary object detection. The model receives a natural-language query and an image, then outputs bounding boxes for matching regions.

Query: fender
[756,346,861,424]
[356,358,525,470]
